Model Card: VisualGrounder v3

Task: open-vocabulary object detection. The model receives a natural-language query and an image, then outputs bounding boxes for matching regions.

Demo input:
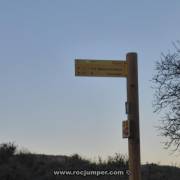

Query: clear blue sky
[0,0,180,165]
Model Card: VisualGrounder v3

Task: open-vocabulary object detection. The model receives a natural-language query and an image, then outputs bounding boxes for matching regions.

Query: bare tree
[152,41,180,152]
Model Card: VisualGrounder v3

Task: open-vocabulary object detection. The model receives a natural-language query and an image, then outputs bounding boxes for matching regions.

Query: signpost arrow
[75,59,128,77]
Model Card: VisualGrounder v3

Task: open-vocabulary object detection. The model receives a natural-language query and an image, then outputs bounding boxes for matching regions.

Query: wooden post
[126,53,141,180]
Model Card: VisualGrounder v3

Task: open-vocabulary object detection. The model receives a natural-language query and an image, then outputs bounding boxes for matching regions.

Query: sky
[0,0,180,166]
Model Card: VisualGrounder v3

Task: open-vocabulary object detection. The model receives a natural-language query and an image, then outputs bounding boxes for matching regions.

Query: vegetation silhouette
[152,41,180,152]
[0,143,180,180]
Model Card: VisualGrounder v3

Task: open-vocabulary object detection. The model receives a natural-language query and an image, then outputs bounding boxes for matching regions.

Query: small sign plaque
[122,120,130,138]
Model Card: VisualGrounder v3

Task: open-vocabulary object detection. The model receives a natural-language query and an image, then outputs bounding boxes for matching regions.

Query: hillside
[0,143,180,180]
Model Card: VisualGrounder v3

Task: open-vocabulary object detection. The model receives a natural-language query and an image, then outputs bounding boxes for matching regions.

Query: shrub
[0,142,17,163]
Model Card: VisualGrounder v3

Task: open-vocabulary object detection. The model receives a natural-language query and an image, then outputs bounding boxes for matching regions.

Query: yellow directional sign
[75,59,128,77]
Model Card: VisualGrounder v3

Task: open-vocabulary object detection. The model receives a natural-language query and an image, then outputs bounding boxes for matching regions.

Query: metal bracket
[125,102,131,114]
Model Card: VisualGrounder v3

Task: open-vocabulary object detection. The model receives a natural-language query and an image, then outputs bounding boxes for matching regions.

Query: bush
[0,142,17,163]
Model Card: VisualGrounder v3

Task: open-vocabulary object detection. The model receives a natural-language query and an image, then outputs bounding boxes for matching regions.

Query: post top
[126,52,137,56]
[126,52,138,60]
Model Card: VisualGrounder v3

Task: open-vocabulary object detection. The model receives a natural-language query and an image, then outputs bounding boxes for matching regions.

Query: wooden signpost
[75,53,141,180]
